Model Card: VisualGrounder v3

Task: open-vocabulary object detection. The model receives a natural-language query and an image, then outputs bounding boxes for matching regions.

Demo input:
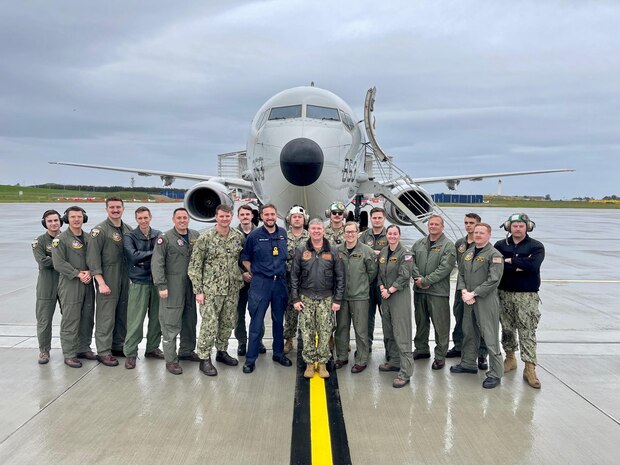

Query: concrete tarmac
[1,203,619,464]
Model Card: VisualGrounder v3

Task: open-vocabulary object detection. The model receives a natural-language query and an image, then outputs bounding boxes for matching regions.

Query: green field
[0,185,160,202]
[1,185,618,208]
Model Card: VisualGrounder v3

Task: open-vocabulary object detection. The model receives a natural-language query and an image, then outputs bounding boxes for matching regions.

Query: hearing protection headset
[41,209,63,228]
[286,205,309,224]
[62,206,88,224]
[500,213,535,232]
[324,201,346,218]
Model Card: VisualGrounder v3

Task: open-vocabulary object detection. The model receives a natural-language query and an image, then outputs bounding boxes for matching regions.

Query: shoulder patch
[31,239,38,249]
[52,238,60,248]
[157,237,164,245]
[493,257,503,264]
[404,254,413,262]
[90,228,100,238]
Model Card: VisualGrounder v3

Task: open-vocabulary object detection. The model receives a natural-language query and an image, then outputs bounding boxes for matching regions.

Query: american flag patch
[493,257,503,264]
[404,254,413,262]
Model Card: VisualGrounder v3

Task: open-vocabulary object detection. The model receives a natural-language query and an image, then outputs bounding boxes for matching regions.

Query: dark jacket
[290,238,345,304]
[494,235,545,292]
[123,227,162,284]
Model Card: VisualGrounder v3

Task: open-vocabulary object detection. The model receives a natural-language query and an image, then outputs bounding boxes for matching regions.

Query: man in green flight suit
[87,197,132,366]
[411,215,456,370]
[51,206,96,368]
[32,209,62,364]
[152,207,200,375]
[451,223,504,389]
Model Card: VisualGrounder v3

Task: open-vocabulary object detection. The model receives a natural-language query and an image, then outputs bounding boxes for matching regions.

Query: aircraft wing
[404,168,575,190]
[48,160,253,191]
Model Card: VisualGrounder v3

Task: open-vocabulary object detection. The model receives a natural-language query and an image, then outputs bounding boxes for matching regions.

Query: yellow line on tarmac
[310,372,333,465]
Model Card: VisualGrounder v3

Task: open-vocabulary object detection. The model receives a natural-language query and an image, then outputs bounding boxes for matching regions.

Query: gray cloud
[0,0,618,198]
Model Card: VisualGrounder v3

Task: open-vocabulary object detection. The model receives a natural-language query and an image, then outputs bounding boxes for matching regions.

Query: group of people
[32,199,545,390]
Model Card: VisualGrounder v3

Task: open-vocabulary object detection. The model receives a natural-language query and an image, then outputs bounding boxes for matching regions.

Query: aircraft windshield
[307,105,340,121]
[269,105,302,120]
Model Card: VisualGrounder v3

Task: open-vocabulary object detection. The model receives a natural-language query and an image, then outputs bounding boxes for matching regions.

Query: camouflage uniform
[324,224,344,248]
[359,227,388,349]
[377,243,414,381]
[457,244,504,380]
[188,227,245,359]
[51,231,95,358]
[283,228,309,340]
[498,291,541,363]
[32,232,61,353]
[411,233,456,361]
[86,218,132,355]
[452,236,488,357]
[152,228,199,364]
[290,239,345,364]
[494,234,545,364]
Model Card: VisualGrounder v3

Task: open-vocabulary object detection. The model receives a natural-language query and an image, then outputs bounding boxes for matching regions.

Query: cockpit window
[340,110,355,130]
[268,105,302,120]
[307,105,340,121]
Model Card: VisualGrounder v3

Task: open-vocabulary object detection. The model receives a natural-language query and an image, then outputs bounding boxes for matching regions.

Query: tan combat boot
[504,352,517,373]
[284,338,294,354]
[523,362,541,389]
[304,363,315,379]
[318,363,330,378]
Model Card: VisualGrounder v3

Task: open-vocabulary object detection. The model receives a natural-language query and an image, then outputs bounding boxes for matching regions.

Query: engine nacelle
[384,184,434,226]
[184,181,234,222]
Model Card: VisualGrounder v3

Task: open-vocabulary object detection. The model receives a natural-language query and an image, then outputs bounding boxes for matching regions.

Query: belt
[256,274,284,281]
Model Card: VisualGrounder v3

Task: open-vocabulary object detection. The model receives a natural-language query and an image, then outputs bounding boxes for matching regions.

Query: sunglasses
[331,211,344,216]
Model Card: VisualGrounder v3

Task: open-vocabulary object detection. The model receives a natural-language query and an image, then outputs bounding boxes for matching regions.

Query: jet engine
[184,181,234,222]
[383,183,435,226]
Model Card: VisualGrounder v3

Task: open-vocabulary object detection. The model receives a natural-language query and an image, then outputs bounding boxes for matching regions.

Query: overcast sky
[1,0,618,198]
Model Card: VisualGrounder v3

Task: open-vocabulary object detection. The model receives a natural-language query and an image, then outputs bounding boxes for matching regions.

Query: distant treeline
[31,183,186,194]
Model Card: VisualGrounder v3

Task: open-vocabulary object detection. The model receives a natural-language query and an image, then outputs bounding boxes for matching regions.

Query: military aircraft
[50,85,573,236]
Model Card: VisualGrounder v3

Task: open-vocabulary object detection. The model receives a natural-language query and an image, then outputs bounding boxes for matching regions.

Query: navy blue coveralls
[241,225,288,364]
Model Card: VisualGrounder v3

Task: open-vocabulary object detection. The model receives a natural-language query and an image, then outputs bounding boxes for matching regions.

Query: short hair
[386,224,401,234]
[135,206,151,216]
[475,223,492,234]
[465,213,481,222]
[428,214,444,226]
[308,218,324,228]
[370,207,385,217]
[173,207,188,217]
[237,204,253,214]
[344,221,359,232]
[43,209,61,220]
[105,196,124,206]
[260,203,277,215]
[216,204,233,215]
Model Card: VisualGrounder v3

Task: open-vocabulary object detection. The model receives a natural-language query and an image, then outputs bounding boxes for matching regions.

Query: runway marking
[291,340,351,465]
[310,373,333,464]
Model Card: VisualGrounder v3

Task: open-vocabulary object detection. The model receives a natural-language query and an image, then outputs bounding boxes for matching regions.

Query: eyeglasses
[344,230,357,235]
[331,211,344,216]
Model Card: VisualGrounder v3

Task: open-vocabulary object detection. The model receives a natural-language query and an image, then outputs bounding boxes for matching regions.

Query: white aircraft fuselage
[245,86,365,220]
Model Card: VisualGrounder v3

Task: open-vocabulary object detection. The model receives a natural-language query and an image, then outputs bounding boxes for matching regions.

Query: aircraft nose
[280,137,324,186]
